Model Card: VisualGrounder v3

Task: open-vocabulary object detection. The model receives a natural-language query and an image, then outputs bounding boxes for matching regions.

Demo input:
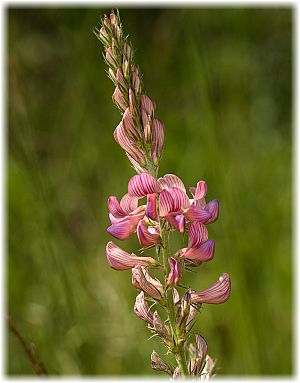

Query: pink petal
[114,122,145,164]
[120,193,139,215]
[108,196,126,218]
[165,214,185,233]
[180,240,215,265]
[106,242,157,270]
[132,266,163,300]
[112,86,127,111]
[168,187,190,211]
[140,94,156,115]
[107,212,144,240]
[167,257,182,286]
[188,221,208,248]
[142,110,151,142]
[184,205,212,223]
[146,193,158,220]
[194,181,207,200]
[205,200,219,224]
[128,173,160,198]
[159,189,174,217]
[122,108,140,141]
[151,119,165,162]
[191,273,231,304]
[126,153,146,174]
[137,220,161,247]
[158,174,186,192]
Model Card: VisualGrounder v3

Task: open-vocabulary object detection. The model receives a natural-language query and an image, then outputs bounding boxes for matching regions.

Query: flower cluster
[96,9,231,379]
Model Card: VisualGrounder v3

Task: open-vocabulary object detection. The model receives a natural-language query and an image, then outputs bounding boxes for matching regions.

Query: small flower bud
[109,12,118,27]
[131,66,142,95]
[105,48,118,71]
[166,258,182,287]
[116,68,127,92]
[129,88,138,116]
[112,87,127,112]
[151,350,173,376]
[153,311,168,337]
[122,42,132,62]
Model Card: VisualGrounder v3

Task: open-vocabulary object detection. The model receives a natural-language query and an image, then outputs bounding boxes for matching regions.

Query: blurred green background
[7,7,292,376]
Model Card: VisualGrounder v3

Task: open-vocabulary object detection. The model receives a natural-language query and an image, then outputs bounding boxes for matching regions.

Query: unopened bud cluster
[96,9,231,379]
[95,10,165,176]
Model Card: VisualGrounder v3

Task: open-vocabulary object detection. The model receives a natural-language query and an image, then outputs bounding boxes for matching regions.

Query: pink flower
[128,172,160,198]
[137,219,161,247]
[190,181,219,224]
[106,241,157,270]
[180,221,215,266]
[191,273,231,304]
[166,257,182,287]
[132,266,164,300]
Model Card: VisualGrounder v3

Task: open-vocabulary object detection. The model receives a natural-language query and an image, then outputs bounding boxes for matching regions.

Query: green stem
[161,224,189,378]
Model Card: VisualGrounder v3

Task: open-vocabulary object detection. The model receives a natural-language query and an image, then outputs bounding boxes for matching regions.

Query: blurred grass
[7,7,292,376]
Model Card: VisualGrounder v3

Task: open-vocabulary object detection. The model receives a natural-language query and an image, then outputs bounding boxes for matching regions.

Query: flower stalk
[95,9,231,379]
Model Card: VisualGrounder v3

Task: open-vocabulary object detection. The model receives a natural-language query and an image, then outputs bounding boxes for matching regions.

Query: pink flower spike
[158,174,186,192]
[184,204,212,223]
[140,94,156,115]
[134,291,154,326]
[128,173,160,198]
[167,258,182,287]
[180,240,215,265]
[146,193,158,220]
[137,220,161,247]
[132,266,163,300]
[106,242,157,270]
[191,273,231,304]
[107,212,144,240]
[205,199,219,224]
[188,221,208,248]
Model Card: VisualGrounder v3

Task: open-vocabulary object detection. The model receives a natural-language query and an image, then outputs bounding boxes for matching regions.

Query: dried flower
[191,273,231,304]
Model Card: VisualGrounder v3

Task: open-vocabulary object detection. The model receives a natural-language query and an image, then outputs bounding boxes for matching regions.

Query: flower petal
[158,174,186,192]
[128,172,160,198]
[140,94,156,115]
[122,107,140,141]
[120,193,139,215]
[165,214,185,233]
[188,221,208,248]
[194,180,207,200]
[205,199,219,224]
[159,189,174,217]
[191,273,231,304]
[151,119,165,163]
[167,257,182,287]
[107,212,144,240]
[184,205,212,223]
[168,187,190,211]
[114,122,145,164]
[132,266,163,300]
[134,291,154,325]
[180,240,215,265]
[146,193,158,220]
[108,196,126,218]
[106,241,157,270]
[137,220,161,247]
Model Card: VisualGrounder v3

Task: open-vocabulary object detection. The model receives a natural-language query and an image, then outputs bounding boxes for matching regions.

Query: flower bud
[131,66,141,95]
[105,48,118,71]
[134,291,153,326]
[151,350,173,376]
[166,258,182,287]
[122,42,132,62]
[112,87,127,112]
[116,68,127,92]
[153,311,168,337]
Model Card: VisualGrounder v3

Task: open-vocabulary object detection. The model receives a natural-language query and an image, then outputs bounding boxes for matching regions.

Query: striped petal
[106,242,157,270]
[114,122,145,164]
[134,291,154,326]
[168,187,190,211]
[184,205,212,223]
[205,200,219,224]
[151,119,165,163]
[107,196,126,218]
[166,257,182,287]
[191,273,231,304]
[146,193,158,220]
[132,266,163,300]
[165,214,185,233]
[159,189,174,217]
[194,180,207,200]
[188,221,208,248]
[120,193,139,215]
[158,174,186,192]
[122,107,140,141]
[137,220,161,247]
[128,172,160,198]
[126,153,146,174]
[140,94,156,115]
[180,240,215,265]
[107,212,144,240]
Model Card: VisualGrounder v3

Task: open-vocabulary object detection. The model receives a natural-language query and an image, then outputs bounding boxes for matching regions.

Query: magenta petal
[168,187,190,211]
[167,257,182,286]
[106,242,157,270]
[146,193,158,220]
[158,174,186,192]
[191,273,231,304]
[107,213,142,240]
[108,196,126,218]
[120,193,139,215]
[205,200,219,224]
[165,214,185,233]
[184,205,212,223]
[194,181,207,200]
[181,240,215,265]
[188,221,208,247]
[137,220,161,247]
[159,189,174,217]
[128,173,160,198]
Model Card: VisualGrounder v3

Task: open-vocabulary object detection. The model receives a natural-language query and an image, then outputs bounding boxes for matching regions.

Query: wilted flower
[191,273,231,304]
[134,291,154,326]
[132,266,163,300]
[151,350,173,376]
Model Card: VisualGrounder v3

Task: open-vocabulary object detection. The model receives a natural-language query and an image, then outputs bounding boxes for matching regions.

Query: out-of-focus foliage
[7,7,292,376]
